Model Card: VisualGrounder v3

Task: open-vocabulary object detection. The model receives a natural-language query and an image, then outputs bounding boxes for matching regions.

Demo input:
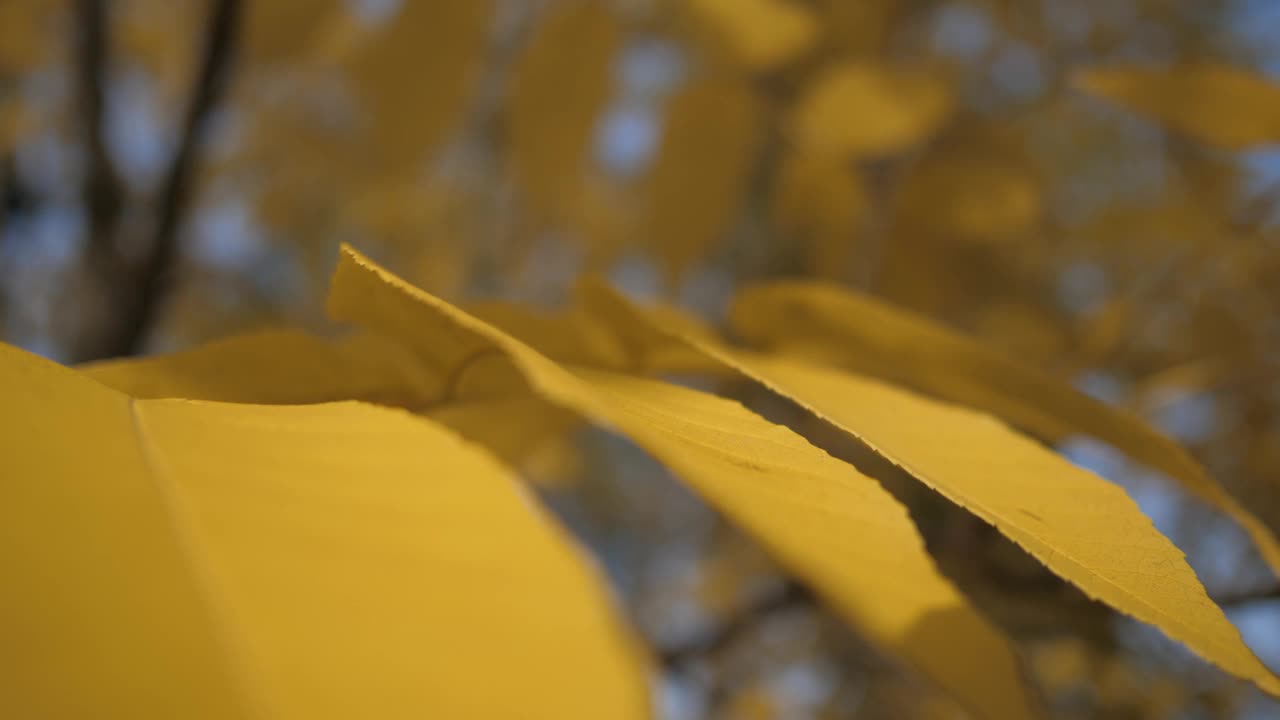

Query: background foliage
[3,0,1280,717]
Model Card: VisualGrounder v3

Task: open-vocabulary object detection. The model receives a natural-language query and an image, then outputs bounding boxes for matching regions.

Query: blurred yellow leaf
[789,62,951,159]
[347,1,493,176]
[728,281,1280,580]
[688,0,816,71]
[897,138,1041,242]
[327,245,1041,720]
[510,0,620,227]
[0,341,651,718]
[644,74,761,282]
[771,151,867,275]
[1075,64,1280,149]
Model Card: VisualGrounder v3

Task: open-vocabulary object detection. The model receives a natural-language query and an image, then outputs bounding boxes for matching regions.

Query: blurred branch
[89,0,243,360]
[75,0,125,269]
[1213,583,1280,608]
[658,580,812,669]
[0,154,18,231]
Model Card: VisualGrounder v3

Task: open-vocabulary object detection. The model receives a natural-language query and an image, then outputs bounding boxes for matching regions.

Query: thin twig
[104,0,243,359]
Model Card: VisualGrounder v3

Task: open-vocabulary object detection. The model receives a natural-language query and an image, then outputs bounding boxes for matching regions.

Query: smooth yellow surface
[1,342,650,718]
[1075,64,1280,150]
[730,281,1280,580]
[84,326,577,481]
[328,245,1041,720]
[82,329,433,405]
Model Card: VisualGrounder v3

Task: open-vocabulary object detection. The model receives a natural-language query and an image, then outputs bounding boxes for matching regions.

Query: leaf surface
[81,329,432,405]
[327,245,1040,720]
[81,329,578,478]
[1,342,649,718]
[728,281,1280,580]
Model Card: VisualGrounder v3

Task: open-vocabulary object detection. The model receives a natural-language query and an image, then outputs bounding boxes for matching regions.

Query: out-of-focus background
[3,0,1280,717]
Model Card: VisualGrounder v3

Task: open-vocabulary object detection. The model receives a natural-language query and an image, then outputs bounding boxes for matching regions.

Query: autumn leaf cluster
[4,1,1280,718]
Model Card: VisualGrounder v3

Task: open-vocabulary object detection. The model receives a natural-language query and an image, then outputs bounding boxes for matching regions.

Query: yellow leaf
[327,245,1040,720]
[579,283,1280,697]
[0,342,650,718]
[81,330,579,481]
[466,299,634,370]
[789,62,951,159]
[510,0,620,227]
[426,392,583,485]
[643,74,761,282]
[728,281,1280,580]
[897,136,1041,242]
[723,355,1280,697]
[1074,64,1280,149]
[771,150,867,276]
[347,1,493,176]
[81,329,432,405]
[472,292,726,375]
[688,0,816,71]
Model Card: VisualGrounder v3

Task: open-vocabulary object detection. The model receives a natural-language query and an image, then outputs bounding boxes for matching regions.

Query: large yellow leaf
[788,62,951,159]
[327,245,1040,719]
[728,281,1280,580]
[579,283,1280,697]
[509,0,620,227]
[1074,64,1280,150]
[0,342,650,718]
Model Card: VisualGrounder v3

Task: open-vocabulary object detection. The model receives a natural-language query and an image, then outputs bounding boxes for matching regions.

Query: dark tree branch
[74,0,124,269]
[659,580,812,669]
[94,0,243,360]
